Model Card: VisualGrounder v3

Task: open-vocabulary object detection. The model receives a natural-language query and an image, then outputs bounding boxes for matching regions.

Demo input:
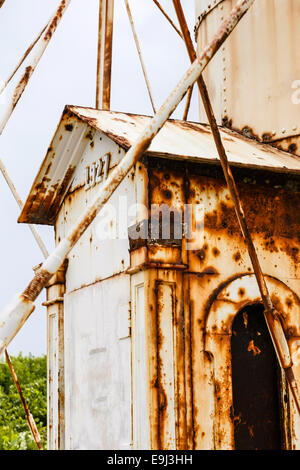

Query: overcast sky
[0,0,198,356]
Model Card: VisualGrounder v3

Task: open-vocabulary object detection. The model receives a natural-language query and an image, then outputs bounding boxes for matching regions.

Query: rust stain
[247,340,261,356]
[233,251,241,262]
[212,247,220,257]
[248,425,254,439]
[44,0,67,42]
[233,413,242,425]
[12,66,33,112]
[23,268,53,302]
[238,288,245,298]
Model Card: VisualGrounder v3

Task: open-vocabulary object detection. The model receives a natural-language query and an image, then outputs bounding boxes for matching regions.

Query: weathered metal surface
[96,0,114,110]
[41,128,300,449]
[18,117,92,225]
[63,275,131,449]
[182,85,193,121]
[143,157,300,449]
[144,0,298,403]
[173,0,296,335]
[131,270,150,449]
[125,0,156,113]
[0,295,35,355]
[0,0,71,135]
[45,261,68,450]
[194,0,225,39]
[195,0,300,152]
[204,273,300,450]
[63,106,300,172]
[59,158,134,292]
[177,0,300,408]
[1,0,266,448]
[140,267,187,450]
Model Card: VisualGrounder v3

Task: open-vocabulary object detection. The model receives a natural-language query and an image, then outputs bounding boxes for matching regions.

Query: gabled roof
[19,105,300,226]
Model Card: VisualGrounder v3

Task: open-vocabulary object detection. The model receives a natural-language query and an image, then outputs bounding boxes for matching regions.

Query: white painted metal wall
[195,0,300,151]
[53,132,142,450]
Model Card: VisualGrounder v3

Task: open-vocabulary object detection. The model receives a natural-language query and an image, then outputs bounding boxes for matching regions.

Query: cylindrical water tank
[195,0,300,154]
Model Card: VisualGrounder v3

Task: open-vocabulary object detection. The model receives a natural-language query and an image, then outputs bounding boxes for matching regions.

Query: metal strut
[96,0,114,109]
[172,0,300,415]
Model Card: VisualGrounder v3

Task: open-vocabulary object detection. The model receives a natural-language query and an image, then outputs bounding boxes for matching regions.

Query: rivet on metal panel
[194,0,226,41]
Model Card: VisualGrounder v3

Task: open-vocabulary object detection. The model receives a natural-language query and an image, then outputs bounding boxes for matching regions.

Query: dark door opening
[231,303,285,450]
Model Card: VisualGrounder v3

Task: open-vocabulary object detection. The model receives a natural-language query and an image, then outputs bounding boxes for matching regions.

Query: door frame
[204,273,300,450]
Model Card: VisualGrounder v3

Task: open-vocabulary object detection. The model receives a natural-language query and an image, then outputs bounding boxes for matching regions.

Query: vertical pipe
[96,0,114,109]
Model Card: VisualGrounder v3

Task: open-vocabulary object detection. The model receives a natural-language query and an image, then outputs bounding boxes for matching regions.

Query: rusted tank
[19,105,300,450]
[195,0,300,155]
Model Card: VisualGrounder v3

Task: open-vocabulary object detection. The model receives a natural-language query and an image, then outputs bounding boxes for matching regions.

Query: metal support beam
[96,0,114,110]
[5,350,43,450]
[124,0,156,113]
[0,0,255,368]
[0,0,71,135]
[172,0,300,415]
[182,85,193,121]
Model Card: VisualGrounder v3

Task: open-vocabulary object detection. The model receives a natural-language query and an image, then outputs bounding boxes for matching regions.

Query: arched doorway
[204,274,300,449]
[231,303,284,450]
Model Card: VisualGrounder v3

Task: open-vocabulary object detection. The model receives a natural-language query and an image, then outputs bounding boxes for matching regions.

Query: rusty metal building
[1,0,300,452]
[19,100,300,449]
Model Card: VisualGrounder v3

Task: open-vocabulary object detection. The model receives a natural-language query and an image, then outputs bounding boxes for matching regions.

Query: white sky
[0,0,198,356]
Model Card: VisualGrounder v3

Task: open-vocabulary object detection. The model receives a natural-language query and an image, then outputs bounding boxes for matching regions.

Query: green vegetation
[0,354,47,450]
